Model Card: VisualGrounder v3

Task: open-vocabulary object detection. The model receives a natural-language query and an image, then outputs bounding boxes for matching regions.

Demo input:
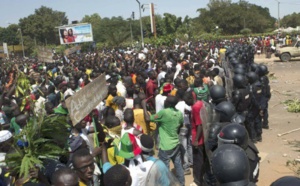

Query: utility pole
[136,0,144,48]
[275,0,280,30]
[150,3,157,38]
[278,1,280,29]
[130,12,134,47]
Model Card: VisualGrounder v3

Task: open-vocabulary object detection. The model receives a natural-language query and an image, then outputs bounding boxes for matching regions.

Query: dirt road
[255,55,300,185]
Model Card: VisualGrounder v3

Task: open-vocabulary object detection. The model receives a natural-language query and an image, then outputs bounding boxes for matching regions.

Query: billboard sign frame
[58,23,93,45]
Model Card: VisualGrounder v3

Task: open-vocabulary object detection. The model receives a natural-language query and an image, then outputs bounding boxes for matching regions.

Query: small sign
[65,74,108,125]
[37,47,53,63]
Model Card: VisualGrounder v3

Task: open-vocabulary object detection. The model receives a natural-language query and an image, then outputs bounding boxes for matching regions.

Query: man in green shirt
[142,96,185,186]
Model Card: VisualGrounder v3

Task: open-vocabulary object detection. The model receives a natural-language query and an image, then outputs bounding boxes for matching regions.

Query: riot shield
[200,101,211,142]
[200,101,213,159]
[145,159,180,186]
[211,106,220,123]
[225,76,234,99]
[221,58,234,100]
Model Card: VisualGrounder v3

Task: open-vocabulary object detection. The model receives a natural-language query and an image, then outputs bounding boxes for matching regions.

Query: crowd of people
[0,40,300,186]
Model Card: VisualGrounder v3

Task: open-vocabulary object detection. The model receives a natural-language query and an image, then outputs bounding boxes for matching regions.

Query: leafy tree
[161,13,182,35]
[176,16,192,36]
[0,24,19,45]
[281,13,300,28]
[196,0,275,34]
[81,13,102,42]
[97,16,131,46]
[19,6,68,45]
[240,28,252,35]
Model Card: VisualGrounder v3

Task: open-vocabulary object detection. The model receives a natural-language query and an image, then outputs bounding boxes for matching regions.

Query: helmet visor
[217,134,235,147]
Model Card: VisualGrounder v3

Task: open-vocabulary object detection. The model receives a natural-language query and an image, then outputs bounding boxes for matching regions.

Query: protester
[51,168,79,186]
[142,96,185,186]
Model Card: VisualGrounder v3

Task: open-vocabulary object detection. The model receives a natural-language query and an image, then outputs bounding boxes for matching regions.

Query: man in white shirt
[175,89,192,175]
[157,65,167,87]
[155,84,172,113]
[174,60,182,80]
[116,80,127,98]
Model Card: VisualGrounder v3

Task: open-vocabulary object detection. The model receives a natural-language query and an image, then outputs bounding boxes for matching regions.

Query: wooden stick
[277,128,300,137]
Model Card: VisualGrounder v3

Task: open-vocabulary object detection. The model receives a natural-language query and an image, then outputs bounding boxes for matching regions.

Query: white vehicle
[275,40,300,62]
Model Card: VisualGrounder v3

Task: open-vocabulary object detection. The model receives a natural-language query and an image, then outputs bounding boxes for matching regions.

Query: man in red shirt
[146,70,157,108]
[184,91,205,186]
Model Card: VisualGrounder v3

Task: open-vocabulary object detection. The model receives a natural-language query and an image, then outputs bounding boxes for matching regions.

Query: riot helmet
[212,144,250,186]
[246,72,258,84]
[257,64,269,77]
[225,48,233,57]
[228,52,236,60]
[215,101,236,122]
[250,63,259,72]
[234,67,246,75]
[235,63,246,70]
[217,123,249,150]
[210,85,226,104]
[271,176,300,186]
[230,58,239,67]
[233,74,247,89]
[231,113,246,125]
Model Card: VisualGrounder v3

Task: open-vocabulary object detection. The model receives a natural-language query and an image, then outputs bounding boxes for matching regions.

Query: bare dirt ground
[184,54,300,186]
[254,54,300,185]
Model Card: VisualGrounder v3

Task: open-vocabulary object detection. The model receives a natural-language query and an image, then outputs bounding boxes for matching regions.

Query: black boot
[262,125,269,129]
[256,135,262,142]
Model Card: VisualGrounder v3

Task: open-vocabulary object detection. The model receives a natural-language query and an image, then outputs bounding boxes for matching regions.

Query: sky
[0,0,300,28]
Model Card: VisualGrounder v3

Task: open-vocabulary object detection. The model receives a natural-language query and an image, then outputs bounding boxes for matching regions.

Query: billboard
[58,23,93,44]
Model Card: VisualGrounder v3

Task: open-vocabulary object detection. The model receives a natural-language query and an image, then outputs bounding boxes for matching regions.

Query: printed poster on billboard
[58,23,93,44]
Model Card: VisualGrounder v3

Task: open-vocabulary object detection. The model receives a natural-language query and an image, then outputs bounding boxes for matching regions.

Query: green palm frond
[5,71,71,178]
[5,114,70,178]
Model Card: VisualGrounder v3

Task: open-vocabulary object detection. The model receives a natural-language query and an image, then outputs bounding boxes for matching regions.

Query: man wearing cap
[142,96,185,186]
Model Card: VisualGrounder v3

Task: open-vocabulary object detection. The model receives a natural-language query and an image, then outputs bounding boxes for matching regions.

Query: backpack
[193,84,209,101]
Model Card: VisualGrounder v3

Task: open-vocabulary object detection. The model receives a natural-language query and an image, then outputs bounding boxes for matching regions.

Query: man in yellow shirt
[105,84,120,111]
[104,116,124,165]
[133,97,156,135]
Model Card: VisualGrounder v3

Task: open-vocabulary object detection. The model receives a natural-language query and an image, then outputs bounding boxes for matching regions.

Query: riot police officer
[211,144,256,186]
[207,101,236,152]
[250,63,259,73]
[234,67,246,75]
[210,85,227,106]
[204,100,235,186]
[209,85,227,124]
[231,74,251,118]
[200,85,227,186]
[257,64,271,129]
[247,71,264,142]
[218,123,260,183]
